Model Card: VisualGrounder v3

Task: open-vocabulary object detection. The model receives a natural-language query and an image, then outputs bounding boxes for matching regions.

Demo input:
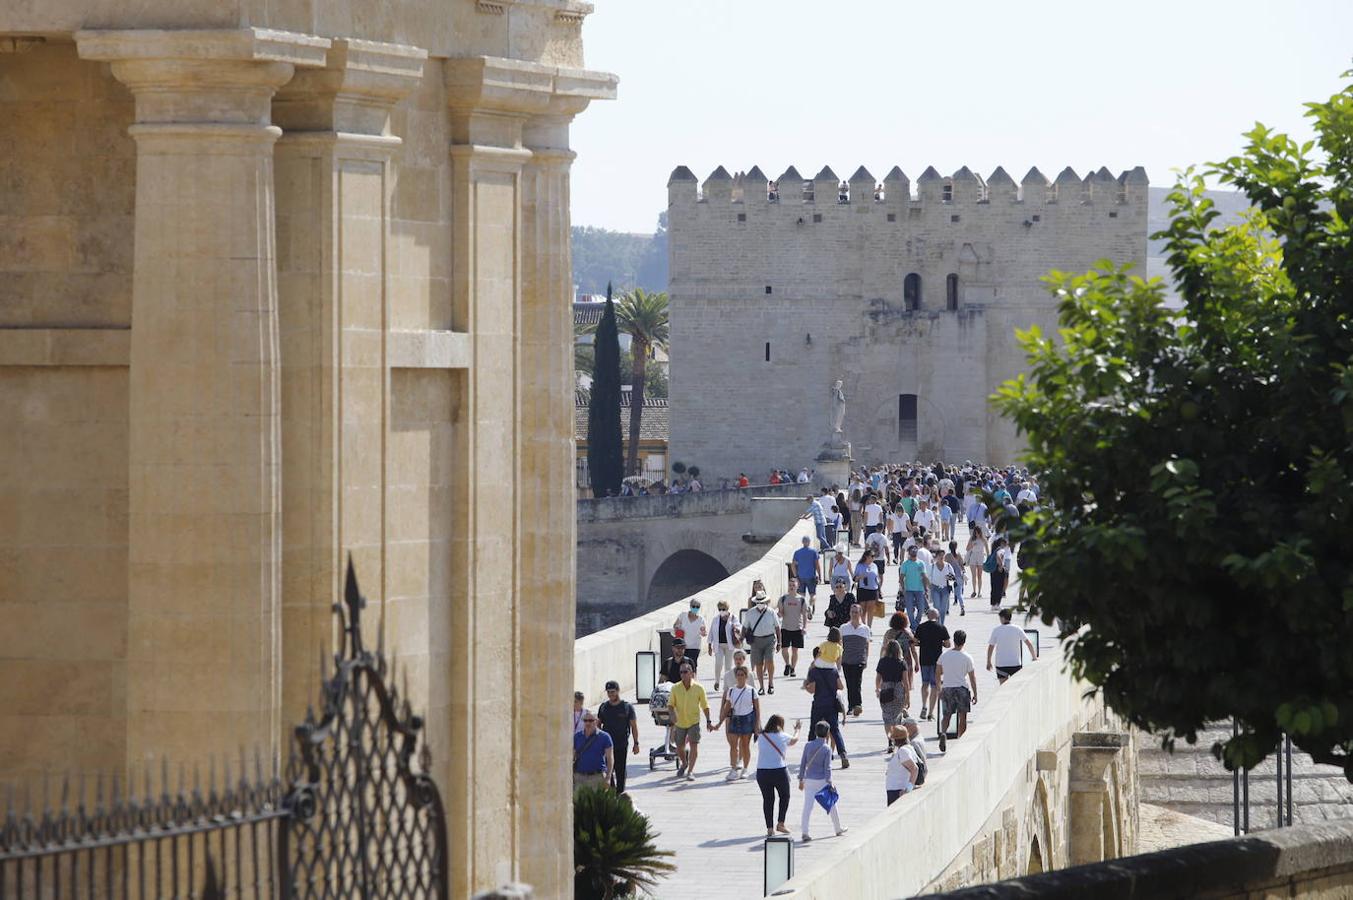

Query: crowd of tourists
[573,461,1043,847]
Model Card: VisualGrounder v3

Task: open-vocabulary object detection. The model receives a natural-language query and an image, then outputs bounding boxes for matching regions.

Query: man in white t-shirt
[863,497,885,537]
[1015,483,1037,506]
[935,629,978,751]
[986,608,1037,683]
[912,501,935,537]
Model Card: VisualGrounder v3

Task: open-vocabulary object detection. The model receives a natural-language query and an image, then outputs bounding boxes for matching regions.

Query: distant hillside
[572,211,667,295]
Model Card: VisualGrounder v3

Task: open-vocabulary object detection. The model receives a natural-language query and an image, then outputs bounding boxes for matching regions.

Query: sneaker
[836,827,849,837]
[713,682,720,691]
[801,834,812,843]
[776,823,790,834]
[768,685,775,694]
[740,768,751,780]
[784,664,791,676]
[938,731,947,753]
[840,757,850,769]
[726,768,739,781]
[676,762,687,777]
[686,771,696,782]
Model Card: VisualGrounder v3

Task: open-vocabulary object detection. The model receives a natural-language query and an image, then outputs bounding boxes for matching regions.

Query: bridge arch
[647,549,731,610]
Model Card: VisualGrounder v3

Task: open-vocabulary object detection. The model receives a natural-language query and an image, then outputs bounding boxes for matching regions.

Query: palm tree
[613,288,669,476]
[573,785,674,899]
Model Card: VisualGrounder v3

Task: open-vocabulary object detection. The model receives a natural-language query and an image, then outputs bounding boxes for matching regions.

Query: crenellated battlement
[670,163,1149,207]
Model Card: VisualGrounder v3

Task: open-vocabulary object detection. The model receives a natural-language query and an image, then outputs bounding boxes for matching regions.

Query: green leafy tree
[587,284,624,498]
[614,288,670,475]
[995,74,1353,779]
[573,785,674,899]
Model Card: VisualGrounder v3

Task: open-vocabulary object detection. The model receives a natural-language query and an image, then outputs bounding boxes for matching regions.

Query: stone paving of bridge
[603,537,1049,899]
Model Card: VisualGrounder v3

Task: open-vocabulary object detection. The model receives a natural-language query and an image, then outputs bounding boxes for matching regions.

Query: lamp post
[763,835,794,896]
[635,650,657,704]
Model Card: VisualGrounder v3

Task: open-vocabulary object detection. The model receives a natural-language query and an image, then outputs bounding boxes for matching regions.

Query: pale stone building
[0,2,612,895]
[667,164,1148,478]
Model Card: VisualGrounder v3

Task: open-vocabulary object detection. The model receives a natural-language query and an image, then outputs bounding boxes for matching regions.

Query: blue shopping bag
[814,782,839,812]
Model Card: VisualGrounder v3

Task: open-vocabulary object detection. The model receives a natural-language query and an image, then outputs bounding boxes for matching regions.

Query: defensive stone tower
[667,163,1148,477]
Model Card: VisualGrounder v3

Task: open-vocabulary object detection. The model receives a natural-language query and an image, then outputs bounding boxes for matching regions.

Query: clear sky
[569,0,1353,233]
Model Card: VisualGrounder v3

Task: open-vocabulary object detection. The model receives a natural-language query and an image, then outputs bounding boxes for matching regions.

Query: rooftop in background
[575,389,669,444]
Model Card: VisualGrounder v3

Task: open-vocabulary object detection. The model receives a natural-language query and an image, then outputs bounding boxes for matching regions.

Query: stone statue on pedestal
[828,379,847,449]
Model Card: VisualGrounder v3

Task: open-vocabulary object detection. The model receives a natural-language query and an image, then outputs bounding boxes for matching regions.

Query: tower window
[765,285,773,294]
[946,274,959,311]
[898,394,918,443]
[737,212,747,222]
[903,273,922,311]
[813,213,823,223]
[765,342,770,362]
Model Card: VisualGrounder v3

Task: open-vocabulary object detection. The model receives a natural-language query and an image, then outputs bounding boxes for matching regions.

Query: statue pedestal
[814,445,852,491]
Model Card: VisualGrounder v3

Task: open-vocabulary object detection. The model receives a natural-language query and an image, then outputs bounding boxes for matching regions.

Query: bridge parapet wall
[577,481,806,523]
[573,519,812,705]
[776,642,1137,899]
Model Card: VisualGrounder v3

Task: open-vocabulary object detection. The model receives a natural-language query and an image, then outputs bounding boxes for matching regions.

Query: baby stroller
[647,682,678,769]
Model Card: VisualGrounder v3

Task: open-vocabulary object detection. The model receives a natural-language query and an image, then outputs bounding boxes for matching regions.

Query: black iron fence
[0,561,447,899]
[1231,719,1295,836]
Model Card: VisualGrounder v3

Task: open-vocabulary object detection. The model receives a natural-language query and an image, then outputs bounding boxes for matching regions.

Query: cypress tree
[587,283,624,497]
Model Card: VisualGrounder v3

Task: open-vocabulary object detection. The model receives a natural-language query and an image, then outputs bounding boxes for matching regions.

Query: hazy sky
[569,0,1353,233]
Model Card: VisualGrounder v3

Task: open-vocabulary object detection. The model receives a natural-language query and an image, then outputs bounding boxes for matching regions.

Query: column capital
[76,28,330,126]
[274,38,427,137]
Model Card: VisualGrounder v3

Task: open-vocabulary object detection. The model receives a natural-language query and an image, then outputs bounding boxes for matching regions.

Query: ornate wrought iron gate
[0,560,448,899]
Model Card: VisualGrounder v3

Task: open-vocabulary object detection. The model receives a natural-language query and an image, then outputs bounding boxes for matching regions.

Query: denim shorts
[729,712,755,735]
[920,664,937,687]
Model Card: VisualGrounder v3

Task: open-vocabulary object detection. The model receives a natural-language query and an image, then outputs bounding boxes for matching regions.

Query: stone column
[516,111,579,896]
[271,38,426,733]
[75,29,329,771]
[442,57,613,898]
[1068,730,1130,865]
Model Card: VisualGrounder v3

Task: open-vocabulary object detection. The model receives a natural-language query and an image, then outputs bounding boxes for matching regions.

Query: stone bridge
[575,482,807,634]
[573,520,1144,899]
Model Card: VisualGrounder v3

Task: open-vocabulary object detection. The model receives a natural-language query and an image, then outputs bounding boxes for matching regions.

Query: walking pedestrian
[899,544,928,627]
[803,647,848,768]
[927,545,953,625]
[572,711,614,790]
[986,608,1038,683]
[840,604,871,717]
[674,600,707,668]
[966,527,988,598]
[988,536,1010,610]
[660,639,689,683]
[875,639,908,749]
[882,612,917,710]
[778,580,808,676]
[573,691,586,735]
[708,600,742,691]
[947,542,966,617]
[884,726,920,805]
[755,715,801,837]
[669,662,713,781]
[596,681,639,794]
[742,592,781,694]
[792,534,822,613]
[798,721,847,842]
[852,549,881,627]
[913,608,951,720]
[936,630,978,752]
[713,665,760,780]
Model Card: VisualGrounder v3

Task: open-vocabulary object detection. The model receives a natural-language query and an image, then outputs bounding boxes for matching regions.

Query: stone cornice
[443,56,616,119]
[274,38,428,135]
[75,27,331,69]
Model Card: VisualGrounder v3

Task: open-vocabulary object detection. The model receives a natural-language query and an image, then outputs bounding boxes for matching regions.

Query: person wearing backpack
[798,721,847,842]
